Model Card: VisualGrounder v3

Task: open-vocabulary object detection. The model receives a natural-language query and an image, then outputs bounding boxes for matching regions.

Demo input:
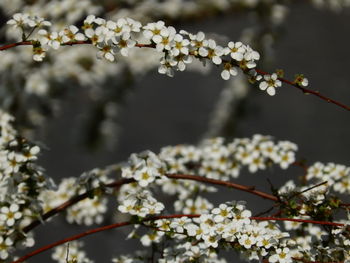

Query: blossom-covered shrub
[0,1,349,263]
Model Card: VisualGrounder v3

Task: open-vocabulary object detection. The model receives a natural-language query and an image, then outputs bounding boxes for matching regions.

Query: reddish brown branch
[13,213,345,263]
[250,216,345,227]
[12,214,200,263]
[22,174,278,234]
[22,178,135,233]
[13,220,133,263]
[167,174,278,201]
[0,41,32,50]
[256,69,350,111]
[292,257,344,263]
[0,40,349,111]
[0,40,153,51]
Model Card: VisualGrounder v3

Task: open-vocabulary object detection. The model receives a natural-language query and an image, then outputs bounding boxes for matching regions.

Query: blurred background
[0,0,350,262]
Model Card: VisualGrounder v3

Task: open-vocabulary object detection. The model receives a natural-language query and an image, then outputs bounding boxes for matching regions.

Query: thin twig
[288,181,328,200]
[255,69,350,111]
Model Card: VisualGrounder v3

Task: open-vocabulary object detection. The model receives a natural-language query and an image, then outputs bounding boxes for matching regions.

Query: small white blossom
[225,41,245,61]
[0,204,22,226]
[7,13,36,28]
[259,73,282,96]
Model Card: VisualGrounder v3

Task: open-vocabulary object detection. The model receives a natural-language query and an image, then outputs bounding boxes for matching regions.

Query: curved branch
[0,40,349,111]
[255,69,350,111]
[167,174,278,201]
[22,178,135,233]
[13,213,345,263]
[22,174,278,234]
[249,216,345,227]
[13,214,200,263]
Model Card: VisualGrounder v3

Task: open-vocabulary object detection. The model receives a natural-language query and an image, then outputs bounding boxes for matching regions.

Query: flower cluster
[306,162,350,194]
[276,171,350,262]
[160,134,297,180]
[259,73,282,96]
[121,151,165,187]
[4,13,303,97]
[39,168,112,226]
[0,0,317,154]
[117,135,297,216]
[0,110,49,261]
[7,13,51,29]
[0,111,50,261]
[0,112,346,263]
[115,201,293,263]
[118,189,165,217]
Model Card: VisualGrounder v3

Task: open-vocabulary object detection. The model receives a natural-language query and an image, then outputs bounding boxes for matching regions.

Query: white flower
[32,46,47,61]
[143,21,166,42]
[61,25,85,42]
[7,13,36,28]
[248,154,266,173]
[84,15,96,26]
[199,39,224,65]
[118,199,137,214]
[107,18,129,37]
[113,32,136,57]
[118,190,164,217]
[170,217,192,233]
[5,152,25,173]
[158,56,177,77]
[238,234,256,249]
[184,223,204,240]
[225,41,245,61]
[211,204,232,223]
[269,247,292,263]
[181,197,213,214]
[202,234,220,248]
[84,27,105,45]
[199,214,216,235]
[96,42,117,62]
[221,62,238,80]
[279,151,295,169]
[126,18,142,33]
[189,31,208,50]
[171,34,190,56]
[0,236,13,260]
[255,235,275,249]
[0,203,22,226]
[37,30,62,49]
[174,54,193,71]
[32,16,51,27]
[154,26,176,52]
[140,231,164,246]
[244,46,260,61]
[23,145,40,161]
[259,73,282,96]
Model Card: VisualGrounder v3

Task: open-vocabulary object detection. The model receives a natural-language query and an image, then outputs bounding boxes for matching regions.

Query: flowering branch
[22,173,278,234]
[13,214,200,263]
[0,33,349,111]
[22,178,135,233]
[0,8,349,263]
[13,213,346,263]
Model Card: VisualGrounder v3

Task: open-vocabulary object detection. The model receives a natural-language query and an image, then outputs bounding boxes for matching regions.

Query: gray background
[20,3,350,262]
